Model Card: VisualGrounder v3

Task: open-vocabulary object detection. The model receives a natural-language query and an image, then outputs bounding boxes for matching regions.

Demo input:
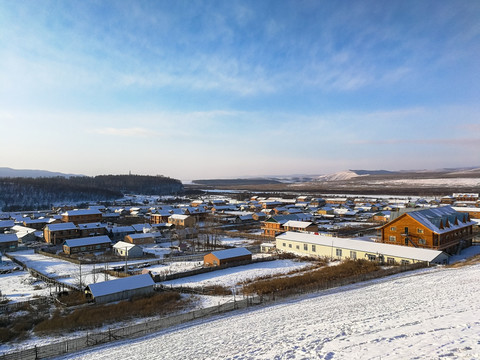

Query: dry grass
[242,259,379,296]
[34,291,185,335]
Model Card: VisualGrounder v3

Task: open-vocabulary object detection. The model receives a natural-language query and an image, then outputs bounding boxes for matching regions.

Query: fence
[0,262,429,360]
[0,296,53,314]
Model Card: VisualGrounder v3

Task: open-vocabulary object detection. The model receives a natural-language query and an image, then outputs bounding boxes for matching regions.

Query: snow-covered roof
[0,220,15,228]
[109,226,135,233]
[78,222,106,229]
[63,235,111,248]
[113,241,140,250]
[169,214,189,220]
[45,222,77,231]
[62,209,102,216]
[127,233,154,239]
[0,233,18,243]
[210,247,252,260]
[405,206,475,234]
[283,220,314,228]
[277,232,447,263]
[86,274,154,298]
[132,223,152,232]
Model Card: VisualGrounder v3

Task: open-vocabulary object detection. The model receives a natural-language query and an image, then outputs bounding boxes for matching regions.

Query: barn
[204,247,252,267]
[84,273,155,304]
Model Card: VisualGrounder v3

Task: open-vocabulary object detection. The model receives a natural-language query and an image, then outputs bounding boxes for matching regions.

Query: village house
[0,233,18,252]
[204,247,252,267]
[84,273,155,304]
[0,219,15,232]
[108,225,136,242]
[379,206,475,253]
[62,235,112,255]
[44,222,78,245]
[124,233,155,245]
[452,207,480,219]
[282,220,318,233]
[150,210,172,224]
[112,241,144,258]
[77,222,108,237]
[22,217,53,230]
[168,214,195,228]
[277,232,449,265]
[61,209,103,225]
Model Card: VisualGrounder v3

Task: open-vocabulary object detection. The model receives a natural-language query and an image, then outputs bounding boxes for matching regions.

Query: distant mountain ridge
[0,167,82,178]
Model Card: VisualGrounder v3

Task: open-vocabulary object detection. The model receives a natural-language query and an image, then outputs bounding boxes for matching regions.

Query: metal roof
[210,247,252,260]
[86,274,154,298]
[63,235,111,248]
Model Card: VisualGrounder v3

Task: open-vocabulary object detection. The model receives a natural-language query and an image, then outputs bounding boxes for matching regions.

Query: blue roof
[210,247,252,260]
[86,274,154,297]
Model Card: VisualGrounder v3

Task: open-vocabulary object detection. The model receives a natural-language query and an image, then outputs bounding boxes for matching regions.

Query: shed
[113,241,144,258]
[84,274,155,304]
[204,247,252,267]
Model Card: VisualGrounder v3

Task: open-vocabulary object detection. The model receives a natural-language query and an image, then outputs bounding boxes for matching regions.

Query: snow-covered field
[60,263,480,360]
[161,259,312,288]
[0,271,51,302]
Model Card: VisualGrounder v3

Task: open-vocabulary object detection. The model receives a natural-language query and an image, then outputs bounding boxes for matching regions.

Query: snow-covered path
[60,264,480,359]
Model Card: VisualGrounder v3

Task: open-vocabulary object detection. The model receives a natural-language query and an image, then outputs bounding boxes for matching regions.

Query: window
[296,245,300,250]
[404,227,409,235]
[387,257,395,265]
[336,249,342,257]
[417,228,424,234]
[367,254,376,261]
[312,245,316,252]
[401,260,410,265]
[389,236,396,242]
[283,242,286,247]
[304,244,308,251]
[418,238,426,245]
[289,244,292,248]
[350,251,357,259]
[390,226,396,231]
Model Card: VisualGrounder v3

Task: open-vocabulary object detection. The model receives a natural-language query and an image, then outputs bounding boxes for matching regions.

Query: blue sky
[0,1,479,180]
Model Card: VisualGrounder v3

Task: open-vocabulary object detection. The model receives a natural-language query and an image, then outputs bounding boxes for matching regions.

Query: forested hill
[0,175,184,211]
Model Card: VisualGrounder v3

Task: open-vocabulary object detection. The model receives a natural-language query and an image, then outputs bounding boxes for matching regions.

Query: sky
[0,1,479,181]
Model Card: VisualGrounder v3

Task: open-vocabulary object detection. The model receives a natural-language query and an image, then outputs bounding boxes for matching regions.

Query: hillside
[0,167,81,178]
[0,175,183,211]
[64,262,480,359]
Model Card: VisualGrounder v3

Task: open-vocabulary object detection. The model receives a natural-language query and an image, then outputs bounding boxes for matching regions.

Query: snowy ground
[6,250,166,288]
[161,259,312,288]
[143,261,203,276]
[218,236,259,247]
[0,271,51,302]
[59,262,480,360]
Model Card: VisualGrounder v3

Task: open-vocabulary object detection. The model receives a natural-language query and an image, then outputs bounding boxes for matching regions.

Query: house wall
[62,214,102,225]
[90,286,154,304]
[44,229,78,245]
[63,242,110,255]
[275,238,442,265]
[125,235,154,245]
[0,241,18,251]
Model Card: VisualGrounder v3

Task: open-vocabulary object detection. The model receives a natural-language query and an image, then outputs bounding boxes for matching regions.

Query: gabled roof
[86,274,154,298]
[283,220,314,228]
[45,222,77,231]
[64,235,111,248]
[61,209,102,216]
[113,241,141,251]
[209,247,252,260]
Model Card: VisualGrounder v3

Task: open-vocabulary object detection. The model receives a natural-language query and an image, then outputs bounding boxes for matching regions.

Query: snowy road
[59,264,480,359]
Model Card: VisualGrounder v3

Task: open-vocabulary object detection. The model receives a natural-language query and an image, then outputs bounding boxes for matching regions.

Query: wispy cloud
[92,127,156,137]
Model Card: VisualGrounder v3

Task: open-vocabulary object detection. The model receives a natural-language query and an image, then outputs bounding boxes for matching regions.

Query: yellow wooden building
[276,232,448,265]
